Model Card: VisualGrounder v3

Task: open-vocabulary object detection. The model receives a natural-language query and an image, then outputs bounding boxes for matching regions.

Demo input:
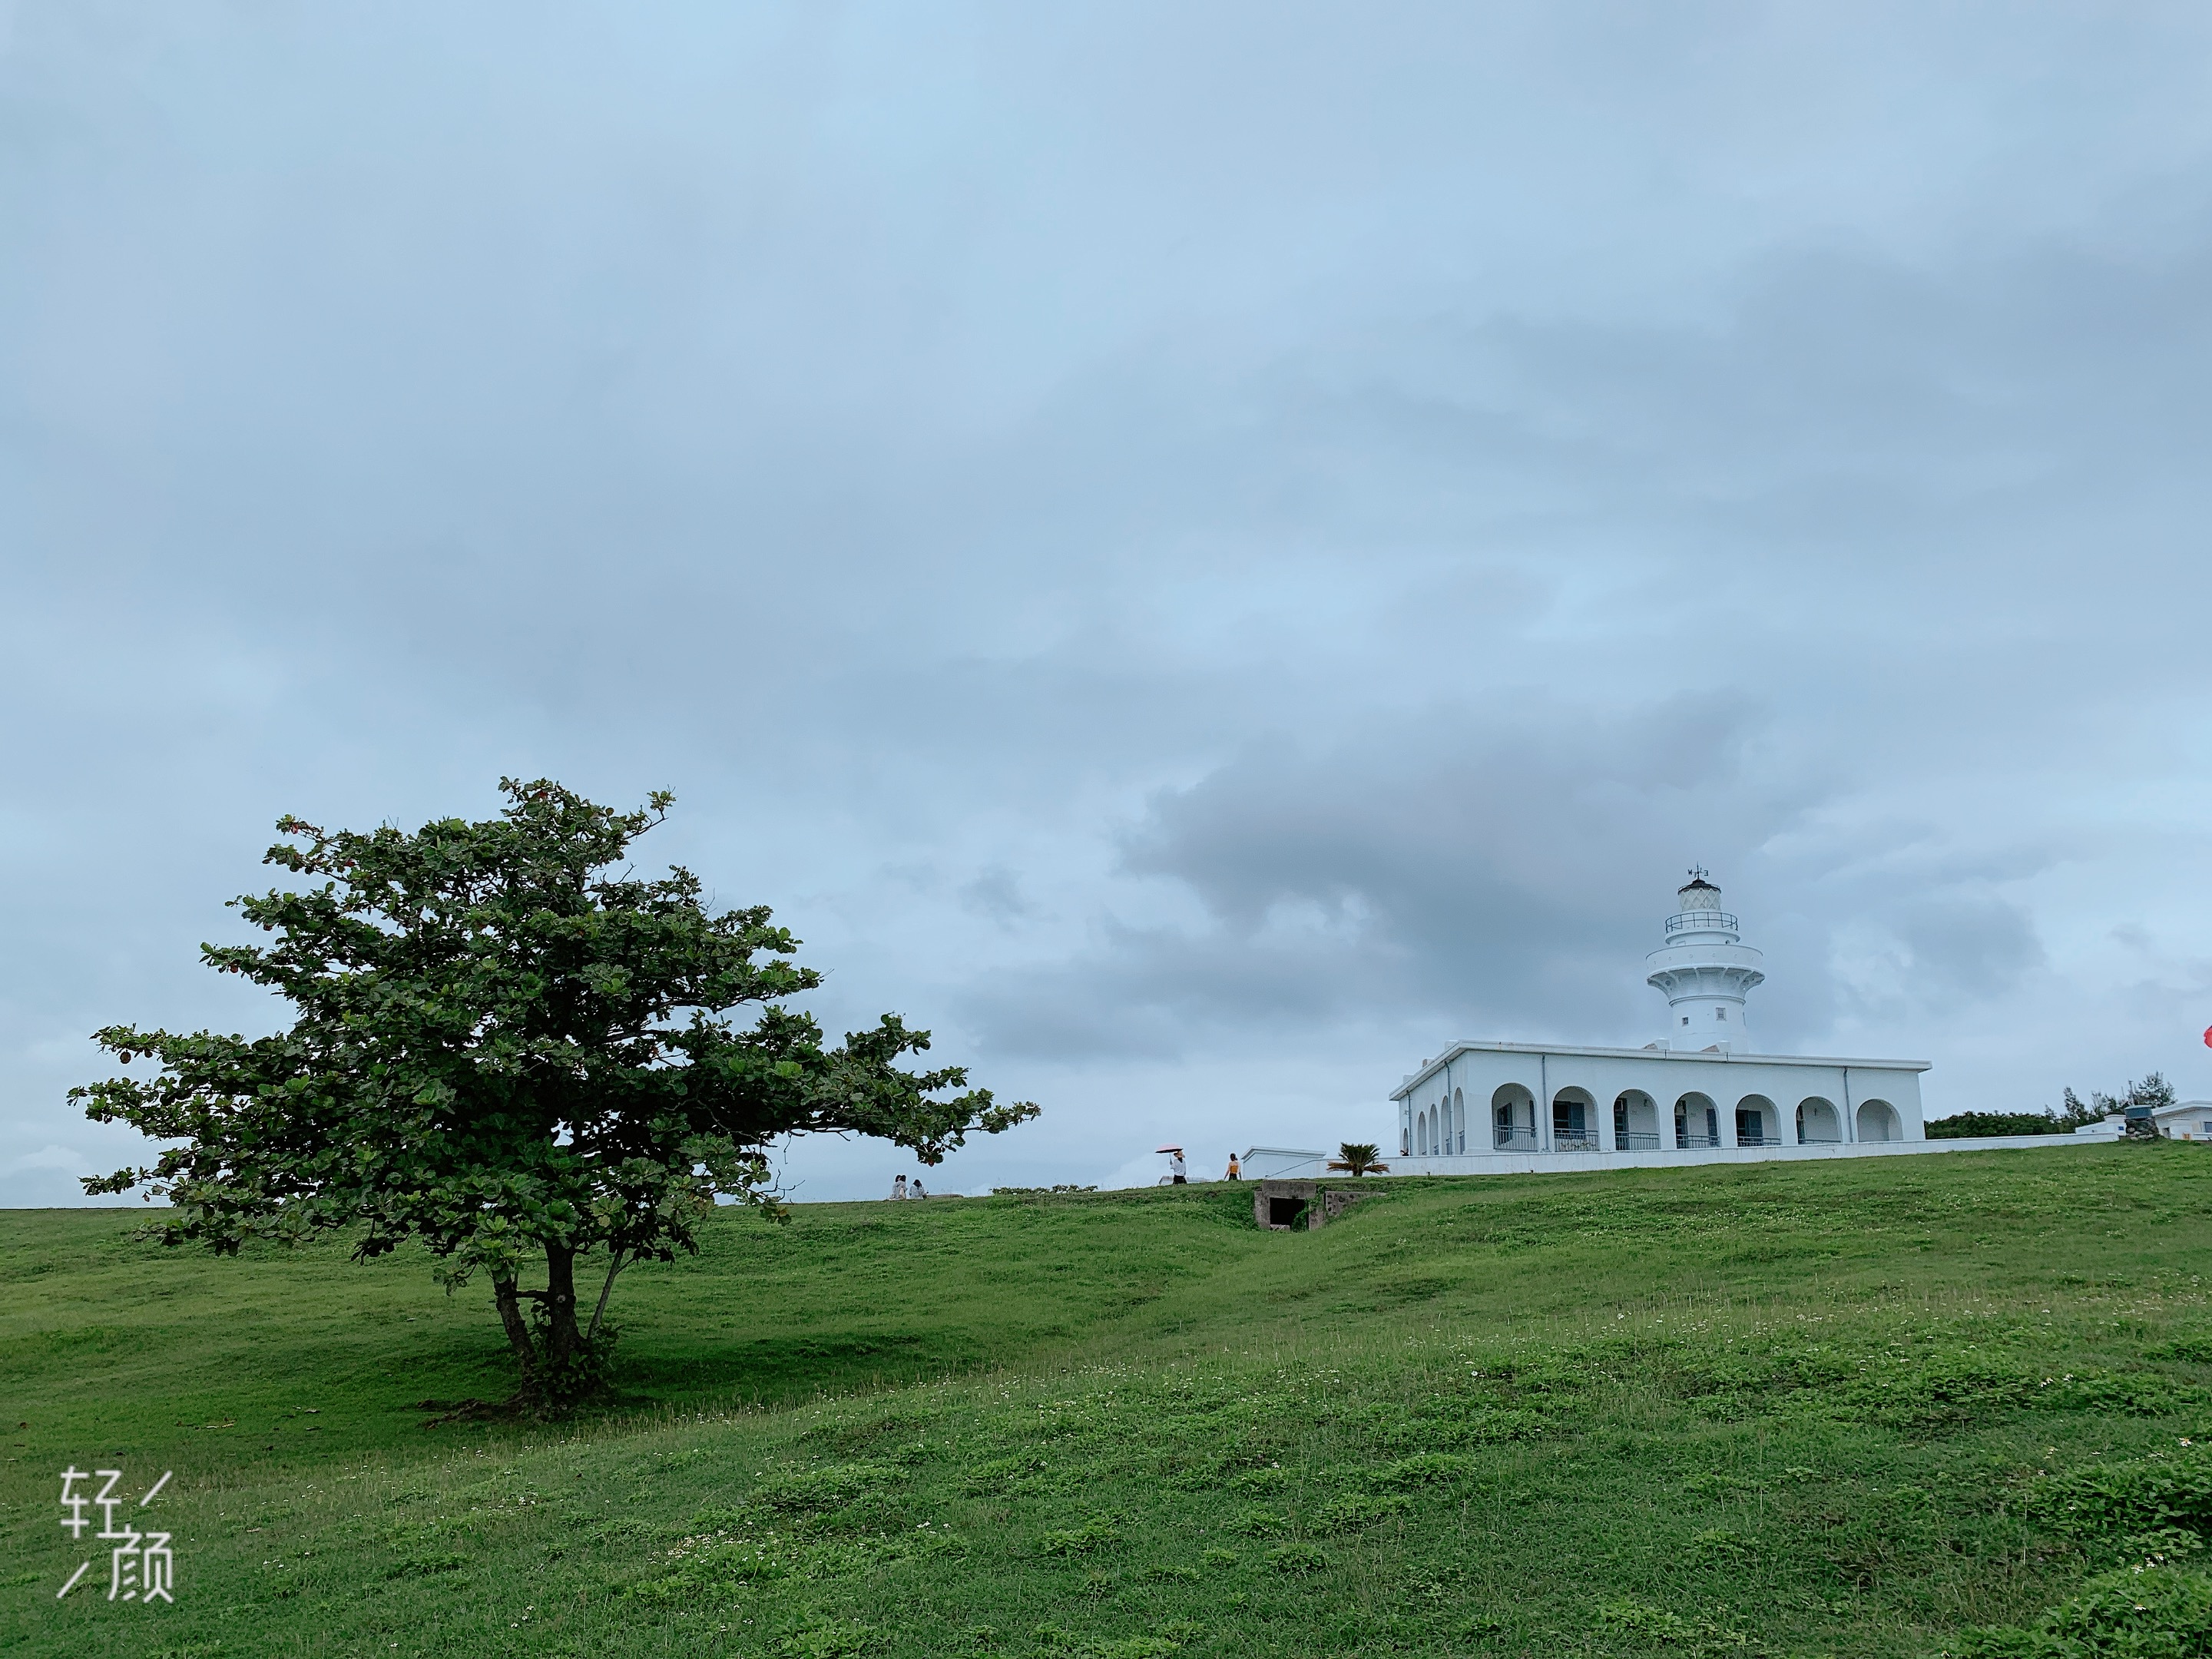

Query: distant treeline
[1926,1111,2077,1139]
[1927,1074,2177,1140]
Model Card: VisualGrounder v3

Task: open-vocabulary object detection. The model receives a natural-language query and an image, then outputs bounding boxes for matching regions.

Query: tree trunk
[543,1242,581,1366]
[492,1275,535,1376]
[588,1250,627,1345]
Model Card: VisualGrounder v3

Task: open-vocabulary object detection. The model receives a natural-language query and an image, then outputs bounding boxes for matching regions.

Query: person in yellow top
[1224,1152,1240,1181]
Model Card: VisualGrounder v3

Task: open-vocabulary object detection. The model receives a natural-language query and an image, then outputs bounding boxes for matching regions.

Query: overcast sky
[7,2,2212,1205]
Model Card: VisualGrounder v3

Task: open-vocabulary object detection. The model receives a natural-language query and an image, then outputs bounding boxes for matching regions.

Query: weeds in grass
[1038,1515,1124,1556]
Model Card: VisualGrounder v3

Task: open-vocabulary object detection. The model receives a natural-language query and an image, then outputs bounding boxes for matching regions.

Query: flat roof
[1392,1039,1932,1100]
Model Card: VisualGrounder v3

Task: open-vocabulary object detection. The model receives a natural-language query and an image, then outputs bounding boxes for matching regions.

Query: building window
[1681,1016,1689,1026]
[1717,1008,1726,1020]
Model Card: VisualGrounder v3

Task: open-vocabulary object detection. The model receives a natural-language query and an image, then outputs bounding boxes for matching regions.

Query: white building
[1239,1146,1330,1180]
[1391,873,1942,1173]
[2072,1101,2212,1141]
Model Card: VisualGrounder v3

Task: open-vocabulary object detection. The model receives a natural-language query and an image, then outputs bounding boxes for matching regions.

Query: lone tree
[75,780,1038,1410]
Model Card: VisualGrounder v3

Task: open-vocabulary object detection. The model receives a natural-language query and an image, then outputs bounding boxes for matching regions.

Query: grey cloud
[965,694,1812,1058]
[959,865,1032,925]
[1896,896,2048,1005]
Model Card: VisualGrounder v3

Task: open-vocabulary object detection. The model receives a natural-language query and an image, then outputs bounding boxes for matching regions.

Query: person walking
[1224,1151,1240,1181]
[891,1174,907,1200]
[1170,1150,1187,1185]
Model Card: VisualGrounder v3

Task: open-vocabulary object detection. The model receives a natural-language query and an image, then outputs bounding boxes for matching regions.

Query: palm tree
[1326,1142,1387,1177]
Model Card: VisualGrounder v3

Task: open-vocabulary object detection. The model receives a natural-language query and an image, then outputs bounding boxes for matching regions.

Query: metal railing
[1493,1127,1539,1149]
[1617,1131,1663,1151]
[1665,911,1739,934]
[1796,1134,1840,1145]
[1736,1131,1773,1147]
[1676,1132,1721,1149]
[1552,1129,1603,1151]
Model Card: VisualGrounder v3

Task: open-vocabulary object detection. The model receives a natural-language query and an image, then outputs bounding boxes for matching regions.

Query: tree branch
[587,1249,628,1344]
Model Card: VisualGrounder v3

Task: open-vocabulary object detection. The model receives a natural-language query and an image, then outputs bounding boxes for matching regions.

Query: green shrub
[1225,1505,1288,1538]
[1313,1491,1414,1531]
[1265,1543,1327,1575]
[1823,1354,2198,1432]
[1224,1465,1291,1493]
[1945,1564,2212,1656]
[1927,1112,2071,1139]
[582,1517,656,1545]
[379,1552,468,1579]
[1362,1453,1475,1491]
[1378,1405,1554,1452]
[777,1619,877,1658]
[1596,1600,1746,1644]
[963,1454,1063,1496]
[2050,1373,2211,1416]
[1038,1515,1123,1556]
[2028,1449,2212,1539]
[750,1462,899,1515]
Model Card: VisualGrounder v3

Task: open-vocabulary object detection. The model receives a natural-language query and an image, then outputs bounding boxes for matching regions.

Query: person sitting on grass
[891,1174,907,1200]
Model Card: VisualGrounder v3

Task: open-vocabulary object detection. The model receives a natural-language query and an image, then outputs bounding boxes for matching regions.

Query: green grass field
[10,1143,2212,1657]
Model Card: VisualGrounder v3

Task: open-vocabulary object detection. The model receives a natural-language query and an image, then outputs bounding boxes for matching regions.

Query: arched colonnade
[1404,1081,1902,1155]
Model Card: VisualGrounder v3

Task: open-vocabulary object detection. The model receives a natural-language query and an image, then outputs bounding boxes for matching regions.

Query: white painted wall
[1386,1131,2104,1179]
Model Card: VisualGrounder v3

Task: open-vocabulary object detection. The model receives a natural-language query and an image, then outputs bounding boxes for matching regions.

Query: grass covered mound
[8,1143,2212,1656]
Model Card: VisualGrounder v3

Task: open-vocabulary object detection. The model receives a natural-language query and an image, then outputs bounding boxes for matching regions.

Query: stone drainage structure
[1253,1179,1374,1231]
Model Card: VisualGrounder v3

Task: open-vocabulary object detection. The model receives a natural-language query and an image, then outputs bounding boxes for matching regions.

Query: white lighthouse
[1644,869,1764,1052]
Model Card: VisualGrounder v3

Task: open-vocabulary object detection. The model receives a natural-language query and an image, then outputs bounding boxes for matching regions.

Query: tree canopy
[75,780,1038,1407]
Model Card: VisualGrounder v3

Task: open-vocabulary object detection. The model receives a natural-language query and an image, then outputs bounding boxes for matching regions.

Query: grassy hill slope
[8,1144,2212,1657]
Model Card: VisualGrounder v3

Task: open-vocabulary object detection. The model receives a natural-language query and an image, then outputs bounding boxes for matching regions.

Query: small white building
[1391,873,1940,1173]
[2071,1101,2212,1141]
[1239,1146,1330,1180]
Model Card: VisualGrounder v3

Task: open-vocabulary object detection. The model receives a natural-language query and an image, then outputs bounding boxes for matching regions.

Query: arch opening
[1796,1096,1840,1144]
[1734,1094,1778,1148]
[1856,1099,1900,1142]
[1613,1090,1661,1151]
[1674,1091,1720,1149]
[1551,1087,1600,1151]
[1492,1083,1537,1150]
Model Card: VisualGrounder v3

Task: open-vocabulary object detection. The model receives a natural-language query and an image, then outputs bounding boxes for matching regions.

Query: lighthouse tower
[1645,869,1765,1052]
